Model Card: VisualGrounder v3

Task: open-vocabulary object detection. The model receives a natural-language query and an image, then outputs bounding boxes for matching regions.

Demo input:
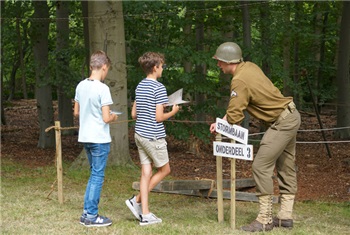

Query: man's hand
[209,123,216,133]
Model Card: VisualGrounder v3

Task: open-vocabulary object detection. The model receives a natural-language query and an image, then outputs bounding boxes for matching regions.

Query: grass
[1,158,350,235]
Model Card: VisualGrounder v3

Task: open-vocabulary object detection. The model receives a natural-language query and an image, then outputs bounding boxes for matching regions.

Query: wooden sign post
[214,118,253,229]
[55,121,64,204]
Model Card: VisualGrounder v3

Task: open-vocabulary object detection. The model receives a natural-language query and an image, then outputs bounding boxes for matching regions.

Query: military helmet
[213,42,243,63]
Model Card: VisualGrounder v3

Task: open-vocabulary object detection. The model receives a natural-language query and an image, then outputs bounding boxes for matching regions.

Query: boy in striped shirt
[126,52,179,226]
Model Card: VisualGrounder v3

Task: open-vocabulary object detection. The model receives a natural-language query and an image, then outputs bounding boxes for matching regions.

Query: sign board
[213,141,253,161]
[215,118,248,145]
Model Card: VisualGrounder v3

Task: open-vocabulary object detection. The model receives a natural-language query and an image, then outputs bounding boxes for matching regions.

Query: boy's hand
[172,104,180,114]
[113,113,118,121]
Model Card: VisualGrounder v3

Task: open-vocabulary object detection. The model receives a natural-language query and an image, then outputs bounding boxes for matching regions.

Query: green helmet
[213,42,243,63]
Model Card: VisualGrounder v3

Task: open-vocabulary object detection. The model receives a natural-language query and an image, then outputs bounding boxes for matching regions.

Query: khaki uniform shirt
[227,61,293,124]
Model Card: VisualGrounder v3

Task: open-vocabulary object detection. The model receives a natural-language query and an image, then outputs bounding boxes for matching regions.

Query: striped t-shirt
[134,78,169,140]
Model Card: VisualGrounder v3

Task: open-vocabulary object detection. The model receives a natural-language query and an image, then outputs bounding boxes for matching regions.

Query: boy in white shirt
[74,50,118,227]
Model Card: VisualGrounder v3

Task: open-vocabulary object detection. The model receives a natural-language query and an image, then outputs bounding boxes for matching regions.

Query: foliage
[1,0,346,141]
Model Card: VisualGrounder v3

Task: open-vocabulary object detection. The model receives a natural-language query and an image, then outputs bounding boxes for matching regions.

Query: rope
[296,140,350,144]
[45,119,350,144]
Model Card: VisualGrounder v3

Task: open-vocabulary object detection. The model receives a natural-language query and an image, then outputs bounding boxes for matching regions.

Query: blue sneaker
[84,215,112,227]
[79,213,86,225]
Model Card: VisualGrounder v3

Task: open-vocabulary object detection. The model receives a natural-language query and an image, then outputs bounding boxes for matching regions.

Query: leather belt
[278,101,296,120]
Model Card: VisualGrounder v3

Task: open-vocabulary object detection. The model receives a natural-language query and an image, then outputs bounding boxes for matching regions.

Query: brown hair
[90,50,111,70]
[138,52,165,75]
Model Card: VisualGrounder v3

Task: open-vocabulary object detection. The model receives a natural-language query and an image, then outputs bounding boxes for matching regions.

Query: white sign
[213,141,253,161]
[215,118,248,145]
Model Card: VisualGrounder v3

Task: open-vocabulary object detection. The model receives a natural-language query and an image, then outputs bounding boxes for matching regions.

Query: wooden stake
[55,121,64,204]
[215,134,224,223]
[230,139,236,229]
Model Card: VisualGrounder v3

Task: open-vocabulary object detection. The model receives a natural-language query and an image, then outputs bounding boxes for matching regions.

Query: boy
[126,52,179,226]
[74,50,118,227]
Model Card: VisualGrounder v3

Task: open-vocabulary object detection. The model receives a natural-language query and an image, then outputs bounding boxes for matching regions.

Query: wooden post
[215,133,224,223]
[55,121,64,204]
[230,139,236,229]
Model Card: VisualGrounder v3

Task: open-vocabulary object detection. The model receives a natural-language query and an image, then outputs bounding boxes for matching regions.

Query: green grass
[1,158,349,235]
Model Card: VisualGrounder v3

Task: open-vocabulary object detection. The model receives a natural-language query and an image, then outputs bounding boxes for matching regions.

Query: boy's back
[135,78,168,140]
[75,78,113,143]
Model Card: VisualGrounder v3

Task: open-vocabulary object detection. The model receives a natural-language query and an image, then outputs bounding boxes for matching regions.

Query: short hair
[138,52,165,75]
[90,50,111,70]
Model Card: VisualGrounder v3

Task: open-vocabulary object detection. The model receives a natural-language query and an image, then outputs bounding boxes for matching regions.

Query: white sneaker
[125,195,142,221]
[139,213,162,226]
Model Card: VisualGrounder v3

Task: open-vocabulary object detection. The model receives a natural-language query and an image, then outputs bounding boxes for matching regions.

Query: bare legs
[136,163,171,214]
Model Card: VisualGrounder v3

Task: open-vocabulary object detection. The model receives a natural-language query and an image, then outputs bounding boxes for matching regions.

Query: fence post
[55,121,64,204]
[215,133,224,223]
[230,139,236,229]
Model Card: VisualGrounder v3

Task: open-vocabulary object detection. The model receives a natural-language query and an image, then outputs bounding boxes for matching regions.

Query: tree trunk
[240,1,251,129]
[293,1,301,108]
[336,1,350,139]
[8,53,19,101]
[16,17,28,99]
[56,1,74,136]
[242,1,251,62]
[195,20,206,123]
[313,3,322,113]
[88,1,131,165]
[81,1,90,79]
[31,1,55,148]
[259,2,271,78]
[282,3,293,97]
[1,0,6,125]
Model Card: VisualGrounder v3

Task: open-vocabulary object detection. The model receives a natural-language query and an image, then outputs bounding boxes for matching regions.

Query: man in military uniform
[210,42,301,232]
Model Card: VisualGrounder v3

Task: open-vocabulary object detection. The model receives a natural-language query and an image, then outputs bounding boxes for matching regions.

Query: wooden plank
[223,178,255,189]
[158,180,214,191]
[132,178,255,192]
[132,181,278,203]
[132,180,214,191]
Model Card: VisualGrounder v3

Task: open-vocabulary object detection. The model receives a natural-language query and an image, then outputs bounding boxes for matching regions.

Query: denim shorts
[134,133,169,168]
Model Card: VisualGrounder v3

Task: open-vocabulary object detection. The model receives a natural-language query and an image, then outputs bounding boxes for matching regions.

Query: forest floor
[1,99,350,202]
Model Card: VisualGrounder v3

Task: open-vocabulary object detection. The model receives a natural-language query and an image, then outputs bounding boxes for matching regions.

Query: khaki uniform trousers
[252,107,301,195]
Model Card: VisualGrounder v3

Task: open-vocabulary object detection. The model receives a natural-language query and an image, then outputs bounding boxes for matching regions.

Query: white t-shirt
[74,79,113,143]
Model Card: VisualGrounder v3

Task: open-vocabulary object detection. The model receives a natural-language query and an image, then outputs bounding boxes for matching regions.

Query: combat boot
[241,195,274,232]
[274,194,295,229]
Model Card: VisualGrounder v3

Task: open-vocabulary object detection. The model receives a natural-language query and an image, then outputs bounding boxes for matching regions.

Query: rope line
[296,140,350,144]
[45,119,350,144]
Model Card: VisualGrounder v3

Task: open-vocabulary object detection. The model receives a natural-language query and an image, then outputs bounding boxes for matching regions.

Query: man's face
[217,60,230,74]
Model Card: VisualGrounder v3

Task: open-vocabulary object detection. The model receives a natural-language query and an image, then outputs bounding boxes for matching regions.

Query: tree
[56,1,74,135]
[88,1,131,165]
[241,1,251,129]
[31,1,55,148]
[336,1,350,139]
[1,0,6,125]
[282,2,293,97]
